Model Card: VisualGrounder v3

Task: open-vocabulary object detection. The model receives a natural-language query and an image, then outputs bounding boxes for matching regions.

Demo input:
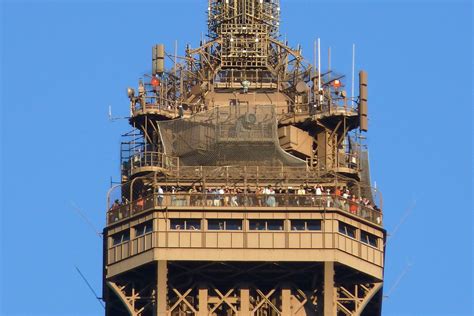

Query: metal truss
[336,282,383,316]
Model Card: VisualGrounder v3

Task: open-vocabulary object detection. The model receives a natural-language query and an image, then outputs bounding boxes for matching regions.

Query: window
[208,219,242,230]
[249,219,284,231]
[338,222,356,239]
[360,231,378,247]
[112,230,130,246]
[135,221,153,237]
[291,220,321,231]
[170,219,201,230]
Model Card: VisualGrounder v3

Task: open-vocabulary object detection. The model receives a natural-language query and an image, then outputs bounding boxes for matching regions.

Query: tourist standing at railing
[256,186,263,206]
[244,185,253,207]
[314,184,323,206]
[188,185,197,206]
[230,189,239,207]
[223,186,230,206]
[341,189,350,211]
[170,186,177,206]
[277,187,285,206]
[218,186,225,206]
[264,185,276,207]
[156,186,164,206]
[206,188,213,207]
[297,185,306,206]
[334,187,342,207]
[349,196,358,214]
[136,194,144,212]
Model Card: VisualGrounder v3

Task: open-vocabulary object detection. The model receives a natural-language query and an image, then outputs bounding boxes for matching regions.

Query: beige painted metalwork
[103,1,385,315]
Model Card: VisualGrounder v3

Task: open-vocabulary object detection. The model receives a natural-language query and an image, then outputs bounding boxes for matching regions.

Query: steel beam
[155,261,167,316]
[324,262,336,316]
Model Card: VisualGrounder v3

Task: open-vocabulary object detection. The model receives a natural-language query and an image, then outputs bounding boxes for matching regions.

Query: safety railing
[121,154,359,181]
[122,152,180,177]
[107,193,383,226]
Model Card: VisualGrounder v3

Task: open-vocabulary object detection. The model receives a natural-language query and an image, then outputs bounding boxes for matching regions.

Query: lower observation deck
[107,193,382,227]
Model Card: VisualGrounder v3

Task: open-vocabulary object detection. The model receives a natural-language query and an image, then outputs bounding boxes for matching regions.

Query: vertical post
[240,287,250,316]
[324,262,336,316]
[281,285,292,315]
[198,286,208,316]
[156,260,168,316]
[351,44,356,107]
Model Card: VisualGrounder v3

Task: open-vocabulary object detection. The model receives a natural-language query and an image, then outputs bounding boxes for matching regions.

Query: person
[256,186,263,206]
[213,188,221,207]
[188,185,197,206]
[266,185,276,207]
[157,186,164,206]
[218,186,225,206]
[170,186,177,206]
[111,199,120,210]
[314,184,323,206]
[244,185,253,207]
[135,194,144,212]
[349,196,358,214]
[297,185,306,206]
[206,188,214,207]
[230,189,239,207]
[223,186,230,206]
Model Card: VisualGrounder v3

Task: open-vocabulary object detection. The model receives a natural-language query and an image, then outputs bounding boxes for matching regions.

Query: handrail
[107,193,383,226]
[122,152,359,179]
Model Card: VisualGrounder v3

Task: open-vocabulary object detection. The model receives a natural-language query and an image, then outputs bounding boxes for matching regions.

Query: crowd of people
[109,184,382,220]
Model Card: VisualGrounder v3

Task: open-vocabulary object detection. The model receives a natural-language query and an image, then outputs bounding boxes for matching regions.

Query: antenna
[317,38,321,92]
[70,201,102,239]
[386,199,416,243]
[351,44,356,107]
[75,266,105,309]
[384,262,413,299]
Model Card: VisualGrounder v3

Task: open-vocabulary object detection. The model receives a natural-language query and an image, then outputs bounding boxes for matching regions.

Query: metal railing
[121,153,359,181]
[123,152,180,176]
[107,193,382,226]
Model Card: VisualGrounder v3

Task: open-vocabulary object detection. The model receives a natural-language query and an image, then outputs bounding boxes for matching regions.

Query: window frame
[360,231,378,248]
[207,219,243,231]
[249,219,285,231]
[338,222,357,239]
[111,230,130,246]
[135,221,153,237]
[290,219,322,231]
[170,219,202,231]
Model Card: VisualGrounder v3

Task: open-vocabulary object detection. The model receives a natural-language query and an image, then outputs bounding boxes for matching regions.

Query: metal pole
[352,43,355,107]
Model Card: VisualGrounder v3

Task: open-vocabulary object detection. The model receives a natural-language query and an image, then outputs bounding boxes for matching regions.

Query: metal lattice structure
[103,1,385,315]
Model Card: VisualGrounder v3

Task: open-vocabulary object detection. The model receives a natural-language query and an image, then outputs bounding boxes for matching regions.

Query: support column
[156,260,168,316]
[198,286,208,316]
[324,262,336,316]
[240,287,251,316]
[281,285,292,315]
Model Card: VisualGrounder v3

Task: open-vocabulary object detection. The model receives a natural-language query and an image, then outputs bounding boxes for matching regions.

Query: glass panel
[170,219,186,230]
[249,220,266,231]
[208,219,225,230]
[267,220,284,231]
[339,222,356,238]
[112,231,130,246]
[291,220,306,231]
[361,231,378,247]
[186,219,201,230]
[135,221,153,236]
[225,219,242,231]
[306,220,321,231]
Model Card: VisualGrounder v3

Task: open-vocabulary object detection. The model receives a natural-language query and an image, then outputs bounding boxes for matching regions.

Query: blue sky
[1,0,472,315]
